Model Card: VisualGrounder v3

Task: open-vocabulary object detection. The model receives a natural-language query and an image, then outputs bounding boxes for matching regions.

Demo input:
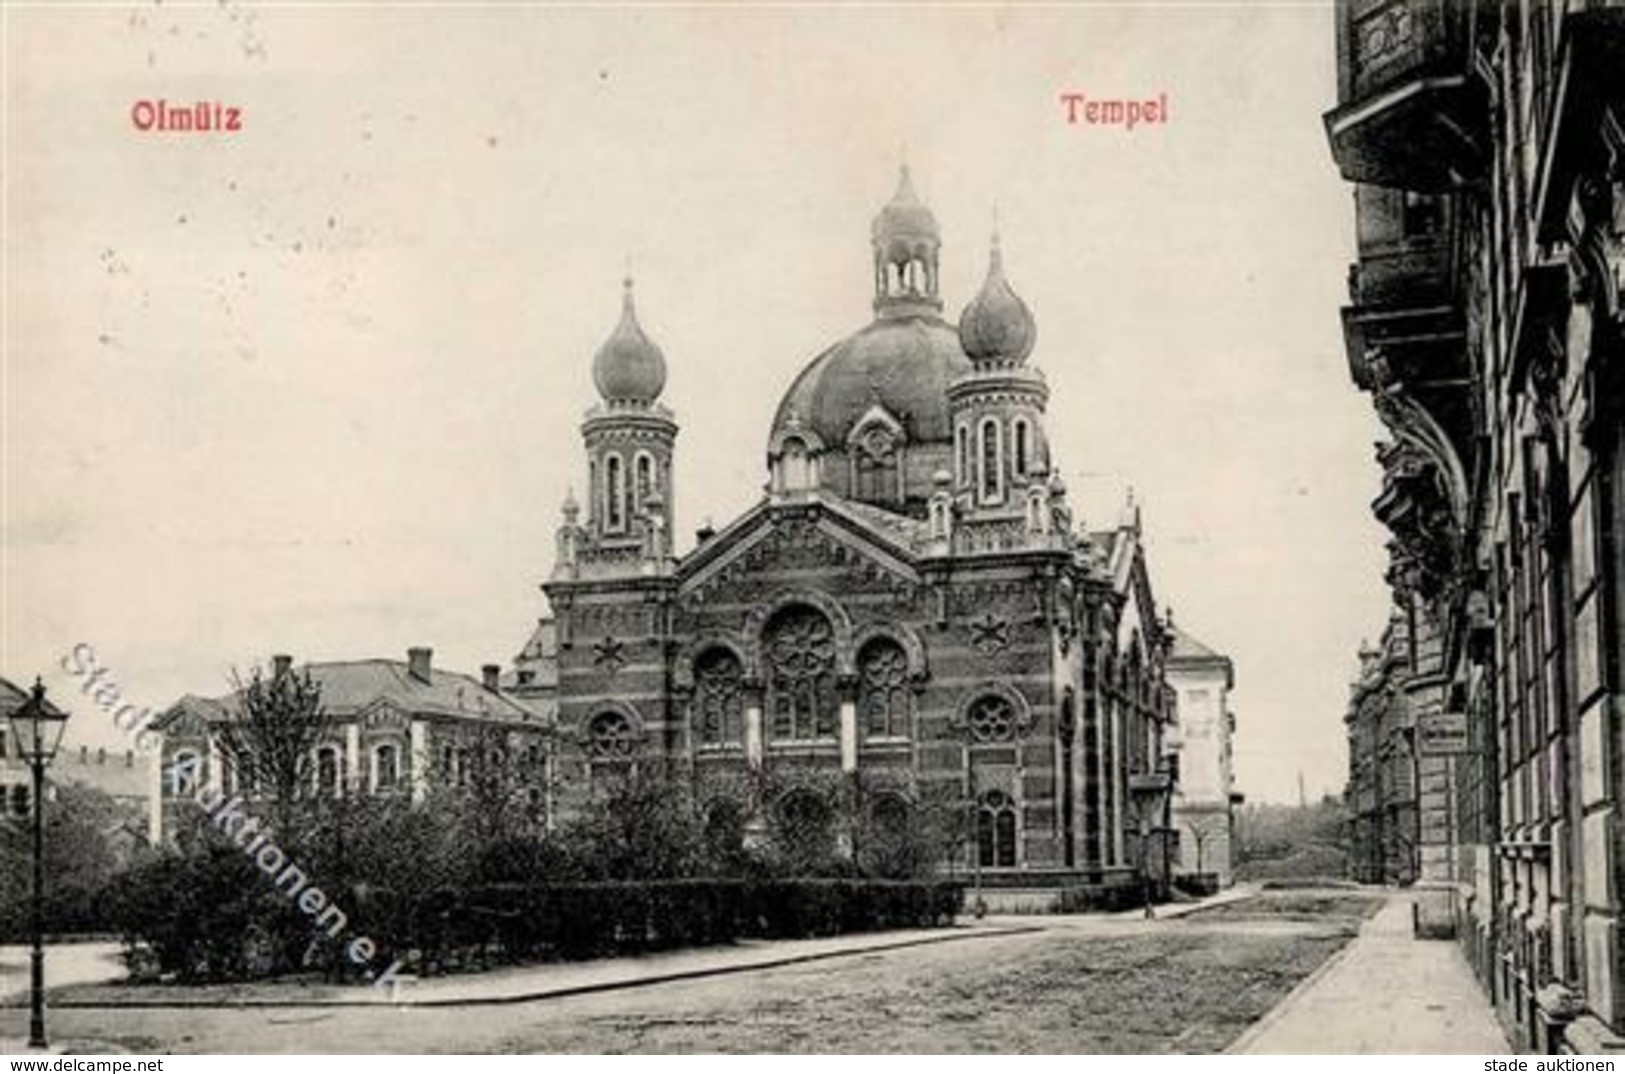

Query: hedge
[111,871,964,982]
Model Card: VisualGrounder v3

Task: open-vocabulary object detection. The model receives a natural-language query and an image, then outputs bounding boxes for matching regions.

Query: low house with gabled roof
[150,647,552,843]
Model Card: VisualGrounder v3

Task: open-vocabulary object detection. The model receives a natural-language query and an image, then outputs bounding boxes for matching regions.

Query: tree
[558,768,703,881]
[0,782,133,939]
[213,662,334,840]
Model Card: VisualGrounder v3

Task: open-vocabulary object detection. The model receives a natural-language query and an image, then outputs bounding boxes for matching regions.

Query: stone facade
[1166,626,1239,887]
[534,170,1185,898]
[1326,0,1625,1050]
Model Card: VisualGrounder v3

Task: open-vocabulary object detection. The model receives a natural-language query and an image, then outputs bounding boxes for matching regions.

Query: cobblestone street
[2,889,1403,1054]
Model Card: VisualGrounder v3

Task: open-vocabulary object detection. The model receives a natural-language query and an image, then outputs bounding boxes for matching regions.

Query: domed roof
[592,278,666,404]
[771,314,972,447]
[958,235,1036,364]
[870,166,939,246]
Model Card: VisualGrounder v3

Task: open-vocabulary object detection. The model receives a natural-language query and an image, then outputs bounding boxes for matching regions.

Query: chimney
[272,654,293,679]
[407,647,433,684]
[481,664,501,692]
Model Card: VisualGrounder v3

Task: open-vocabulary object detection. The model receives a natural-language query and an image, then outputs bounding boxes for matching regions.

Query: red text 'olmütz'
[131,99,243,133]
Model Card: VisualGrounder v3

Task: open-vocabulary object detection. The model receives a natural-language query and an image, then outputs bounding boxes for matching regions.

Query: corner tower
[555,278,677,579]
[948,234,1052,530]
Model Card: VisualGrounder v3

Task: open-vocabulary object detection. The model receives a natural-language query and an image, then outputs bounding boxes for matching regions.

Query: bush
[111,866,962,982]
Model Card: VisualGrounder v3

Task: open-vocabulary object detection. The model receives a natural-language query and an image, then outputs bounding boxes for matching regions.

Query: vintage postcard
[3,0,1622,1059]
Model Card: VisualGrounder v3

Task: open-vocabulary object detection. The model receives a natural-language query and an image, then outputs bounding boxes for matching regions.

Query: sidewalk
[0,943,124,1003]
[1229,891,1510,1054]
[23,884,1255,1011]
[33,920,1041,1009]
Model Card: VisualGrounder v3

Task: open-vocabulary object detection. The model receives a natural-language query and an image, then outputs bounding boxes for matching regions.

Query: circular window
[968,695,1016,743]
[586,711,637,759]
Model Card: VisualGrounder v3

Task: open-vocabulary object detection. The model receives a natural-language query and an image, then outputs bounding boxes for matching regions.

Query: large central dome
[764,169,1041,520]
[771,315,971,447]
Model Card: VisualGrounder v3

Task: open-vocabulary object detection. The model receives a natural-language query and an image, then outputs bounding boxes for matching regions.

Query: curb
[31,924,1046,1011]
[1220,894,1384,1054]
[1102,883,1259,923]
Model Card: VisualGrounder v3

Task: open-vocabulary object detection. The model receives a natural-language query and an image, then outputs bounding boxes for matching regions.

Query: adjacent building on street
[1166,624,1241,887]
[1326,0,1625,1050]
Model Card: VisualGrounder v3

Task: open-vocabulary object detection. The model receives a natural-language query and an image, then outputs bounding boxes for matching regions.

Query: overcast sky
[2,2,1389,803]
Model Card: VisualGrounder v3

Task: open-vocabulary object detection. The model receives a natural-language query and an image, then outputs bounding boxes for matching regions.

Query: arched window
[956,424,970,486]
[764,605,838,741]
[586,710,637,760]
[694,648,745,746]
[853,424,901,504]
[315,745,341,797]
[858,637,911,740]
[1013,418,1030,478]
[168,749,201,798]
[779,436,810,492]
[978,790,1018,868]
[634,452,655,514]
[967,694,1018,744]
[978,417,1003,503]
[374,743,400,793]
[604,453,625,532]
[703,798,745,862]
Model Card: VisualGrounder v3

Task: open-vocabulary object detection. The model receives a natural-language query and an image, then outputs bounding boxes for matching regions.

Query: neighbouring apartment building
[1166,624,1241,887]
[1326,0,1625,1051]
[0,676,151,856]
[1345,613,1424,888]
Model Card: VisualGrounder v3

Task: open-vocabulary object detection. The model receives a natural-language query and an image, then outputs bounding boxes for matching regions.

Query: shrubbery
[0,783,130,941]
[106,767,965,983]
[111,869,963,982]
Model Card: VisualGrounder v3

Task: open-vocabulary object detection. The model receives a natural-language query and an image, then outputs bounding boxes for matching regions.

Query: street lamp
[8,678,69,1051]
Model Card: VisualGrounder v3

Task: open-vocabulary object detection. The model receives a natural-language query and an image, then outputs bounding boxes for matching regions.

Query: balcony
[1324,0,1487,190]
[1341,185,1464,393]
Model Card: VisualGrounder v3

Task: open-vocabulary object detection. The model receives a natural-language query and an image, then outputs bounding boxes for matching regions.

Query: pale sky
[2,2,1389,803]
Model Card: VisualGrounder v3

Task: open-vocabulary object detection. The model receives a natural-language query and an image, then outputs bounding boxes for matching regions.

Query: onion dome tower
[871,165,943,317]
[561,277,678,576]
[947,233,1051,517]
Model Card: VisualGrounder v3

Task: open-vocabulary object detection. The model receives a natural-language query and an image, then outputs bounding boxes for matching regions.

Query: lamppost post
[29,741,46,1048]
[9,678,68,1052]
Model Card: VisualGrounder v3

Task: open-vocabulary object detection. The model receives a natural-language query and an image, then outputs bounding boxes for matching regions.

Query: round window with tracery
[586,711,637,759]
[967,695,1016,743]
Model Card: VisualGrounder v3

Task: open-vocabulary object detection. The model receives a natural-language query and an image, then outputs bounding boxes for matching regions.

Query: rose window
[968,695,1017,744]
[586,711,637,759]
